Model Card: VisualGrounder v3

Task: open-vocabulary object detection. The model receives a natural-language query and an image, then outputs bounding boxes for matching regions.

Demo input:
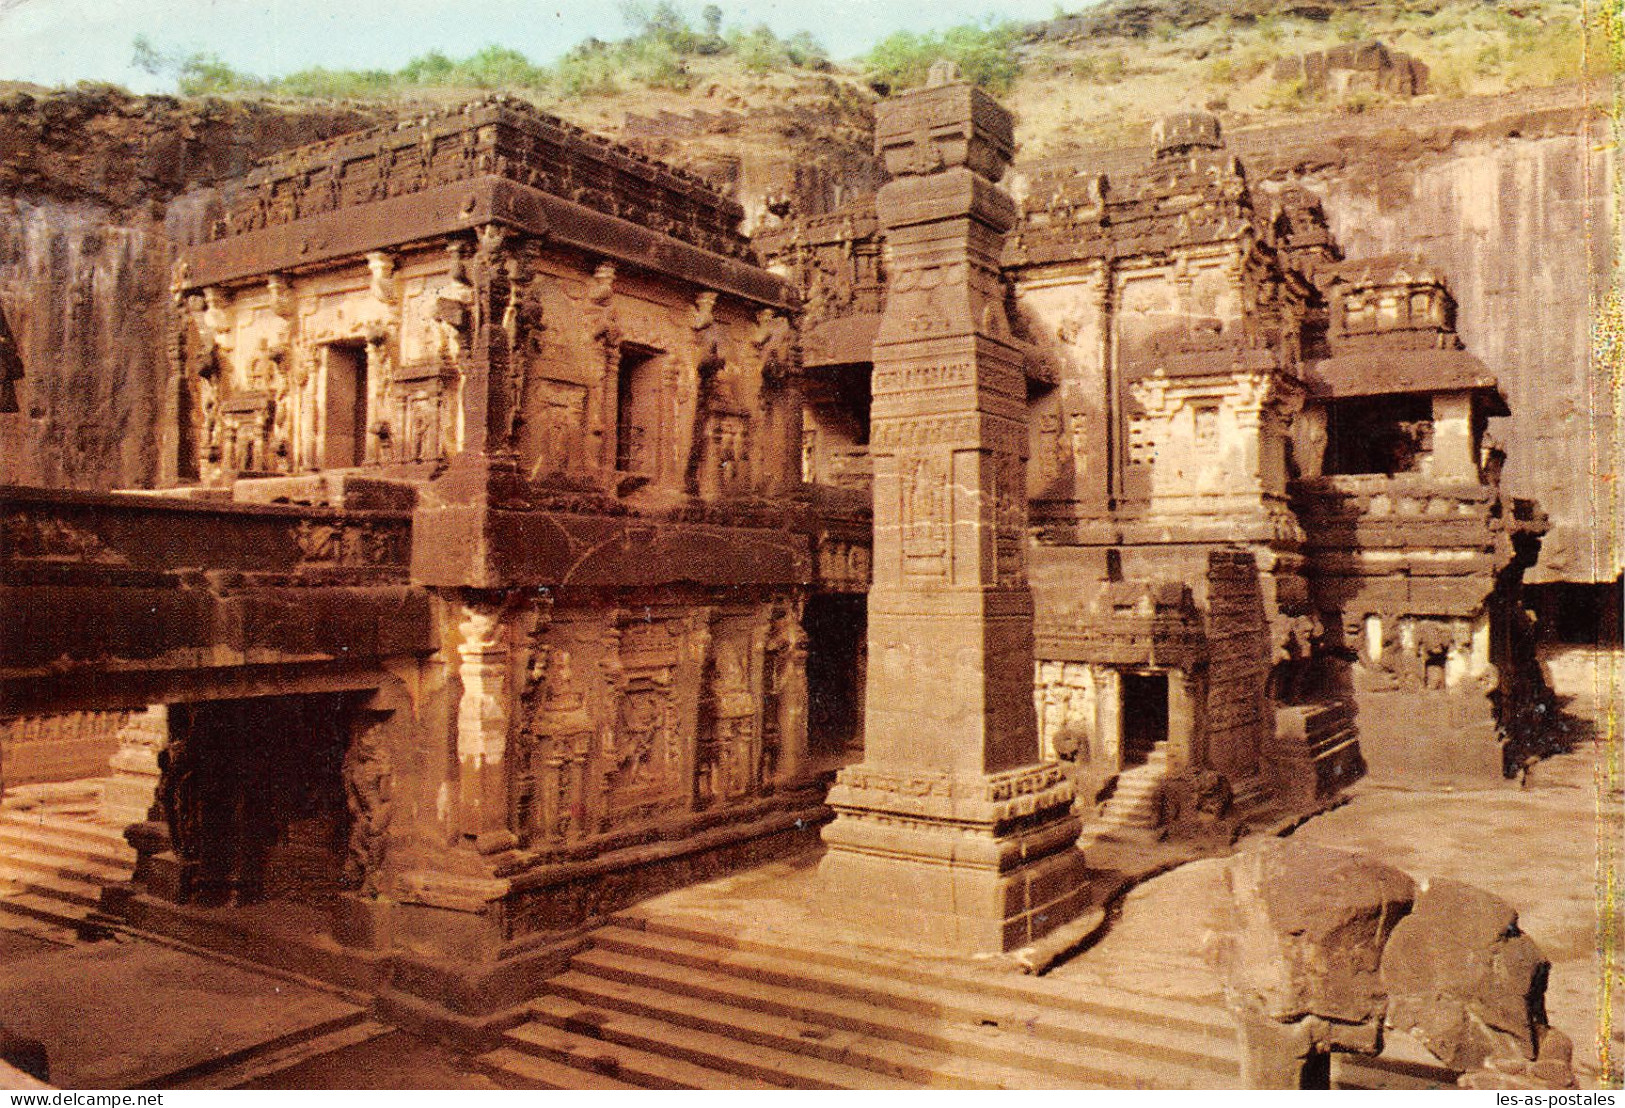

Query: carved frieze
[292,518,408,567]
[3,511,128,565]
[342,716,393,898]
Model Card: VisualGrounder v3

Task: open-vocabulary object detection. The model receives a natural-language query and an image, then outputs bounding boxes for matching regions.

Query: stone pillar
[1167,670,1199,775]
[819,64,1088,954]
[456,596,514,849]
[1097,667,1122,768]
[772,600,811,784]
[100,706,168,828]
[1429,391,1477,481]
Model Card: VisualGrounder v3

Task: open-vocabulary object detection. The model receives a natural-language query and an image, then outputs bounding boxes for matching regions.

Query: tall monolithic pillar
[818,63,1089,954]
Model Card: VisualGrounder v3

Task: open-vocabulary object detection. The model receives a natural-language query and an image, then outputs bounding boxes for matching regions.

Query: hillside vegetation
[113,0,1616,195]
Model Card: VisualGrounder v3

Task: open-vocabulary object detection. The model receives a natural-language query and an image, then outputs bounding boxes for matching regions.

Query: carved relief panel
[514,638,595,846]
[696,613,764,808]
[599,612,693,830]
[900,451,951,581]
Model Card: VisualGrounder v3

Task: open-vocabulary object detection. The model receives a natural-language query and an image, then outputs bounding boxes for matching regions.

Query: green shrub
[553,42,621,98]
[1260,76,1312,109]
[1068,50,1127,83]
[863,20,1022,94]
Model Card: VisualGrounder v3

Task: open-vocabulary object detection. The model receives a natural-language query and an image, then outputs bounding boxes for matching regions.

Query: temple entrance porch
[164,694,356,909]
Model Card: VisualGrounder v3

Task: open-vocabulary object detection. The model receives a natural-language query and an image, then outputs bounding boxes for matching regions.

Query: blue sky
[0,0,1075,92]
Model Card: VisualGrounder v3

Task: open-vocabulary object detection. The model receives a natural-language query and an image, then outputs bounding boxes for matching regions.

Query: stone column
[100,706,168,827]
[774,604,811,784]
[1167,670,1199,775]
[1429,391,1477,481]
[456,596,514,850]
[818,63,1088,954]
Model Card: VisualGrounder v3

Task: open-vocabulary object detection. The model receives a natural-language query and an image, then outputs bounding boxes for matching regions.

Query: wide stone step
[0,842,131,885]
[476,1046,640,1090]
[133,1012,376,1090]
[168,1020,394,1089]
[0,821,136,869]
[1098,801,1161,828]
[565,947,1230,1088]
[529,993,915,1090]
[0,889,95,929]
[502,1018,779,1090]
[621,915,1235,1042]
[0,811,133,853]
[1101,791,1160,812]
[0,864,106,907]
[545,970,1056,1089]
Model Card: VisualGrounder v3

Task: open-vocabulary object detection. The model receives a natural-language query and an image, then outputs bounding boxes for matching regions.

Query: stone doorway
[166,693,355,908]
[804,594,866,759]
[320,341,369,468]
[1120,672,1168,768]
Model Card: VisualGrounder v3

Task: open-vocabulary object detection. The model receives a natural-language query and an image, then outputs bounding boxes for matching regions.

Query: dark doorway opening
[322,341,369,468]
[804,594,866,759]
[1323,394,1433,475]
[615,344,661,476]
[1121,672,1168,767]
[168,693,355,908]
[1526,576,1623,647]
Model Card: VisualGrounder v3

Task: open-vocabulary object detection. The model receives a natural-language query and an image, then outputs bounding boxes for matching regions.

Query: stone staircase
[1271,700,1363,805]
[0,791,136,930]
[1095,743,1171,833]
[478,911,1243,1089]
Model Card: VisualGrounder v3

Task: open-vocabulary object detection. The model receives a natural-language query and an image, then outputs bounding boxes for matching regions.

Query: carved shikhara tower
[819,64,1089,953]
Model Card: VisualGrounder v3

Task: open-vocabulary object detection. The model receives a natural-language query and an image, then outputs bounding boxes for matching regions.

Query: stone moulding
[181,176,794,312]
[827,762,1075,825]
[208,97,748,259]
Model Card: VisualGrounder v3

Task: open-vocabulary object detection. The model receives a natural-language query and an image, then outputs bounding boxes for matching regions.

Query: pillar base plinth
[818,761,1091,954]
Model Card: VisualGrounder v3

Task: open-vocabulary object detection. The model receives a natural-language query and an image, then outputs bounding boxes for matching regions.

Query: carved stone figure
[154,731,201,863]
[342,724,393,898]
[433,241,476,362]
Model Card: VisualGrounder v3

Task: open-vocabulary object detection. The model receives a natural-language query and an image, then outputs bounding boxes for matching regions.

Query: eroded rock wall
[0,200,172,488]
[0,87,383,491]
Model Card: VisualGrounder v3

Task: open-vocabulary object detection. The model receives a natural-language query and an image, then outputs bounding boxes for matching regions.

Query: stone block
[330,894,392,951]
[144,852,197,905]
[1381,878,1550,1070]
[1211,840,1415,1026]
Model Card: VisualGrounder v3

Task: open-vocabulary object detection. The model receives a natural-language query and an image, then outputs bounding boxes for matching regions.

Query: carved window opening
[1120,671,1168,768]
[321,340,369,469]
[1323,394,1432,476]
[614,343,661,476]
[800,364,871,491]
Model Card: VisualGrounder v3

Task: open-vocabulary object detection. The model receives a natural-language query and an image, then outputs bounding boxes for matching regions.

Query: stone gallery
[0,56,1599,1091]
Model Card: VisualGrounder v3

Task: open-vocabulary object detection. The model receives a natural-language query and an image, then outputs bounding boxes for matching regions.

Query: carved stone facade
[0,96,841,1011]
[771,107,1546,824]
[0,82,1552,1024]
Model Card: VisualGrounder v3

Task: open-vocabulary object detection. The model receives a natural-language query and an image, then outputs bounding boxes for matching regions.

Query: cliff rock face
[1277,98,1615,585]
[0,200,172,488]
[0,87,381,491]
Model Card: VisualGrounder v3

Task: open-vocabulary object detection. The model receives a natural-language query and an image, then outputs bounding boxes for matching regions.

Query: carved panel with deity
[695,612,764,808]
[514,634,596,847]
[597,611,698,831]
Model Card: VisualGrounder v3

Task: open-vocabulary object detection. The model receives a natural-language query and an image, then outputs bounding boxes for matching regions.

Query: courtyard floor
[0,647,1617,1089]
